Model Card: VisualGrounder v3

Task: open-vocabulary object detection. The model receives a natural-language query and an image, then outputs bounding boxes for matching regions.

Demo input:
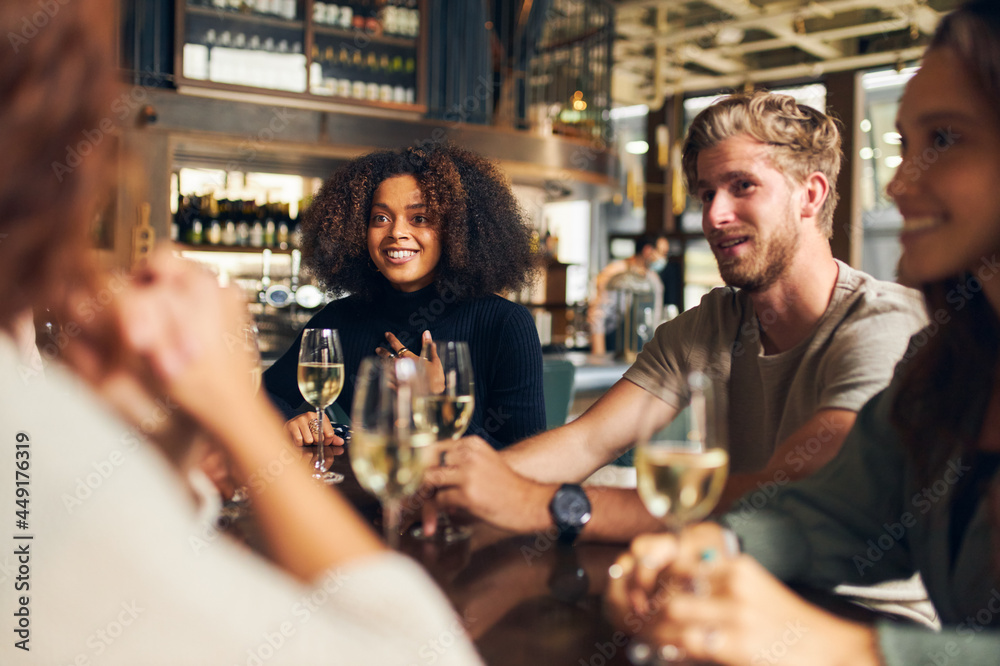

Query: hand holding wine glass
[351,356,435,548]
[414,339,475,542]
[629,371,730,664]
[297,328,345,485]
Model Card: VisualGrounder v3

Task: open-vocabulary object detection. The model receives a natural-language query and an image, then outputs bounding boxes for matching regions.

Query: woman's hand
[284,412,345,450]
[376,331,445,393]
[605,531,881,666]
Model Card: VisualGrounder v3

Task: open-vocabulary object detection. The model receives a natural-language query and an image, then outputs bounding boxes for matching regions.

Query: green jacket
[722,384,1000,665]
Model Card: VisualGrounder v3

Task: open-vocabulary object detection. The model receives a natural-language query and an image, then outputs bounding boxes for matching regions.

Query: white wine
[297,362,344,408]
[422,394,474,440]
[351,431,434,500]
[636,447,729,526]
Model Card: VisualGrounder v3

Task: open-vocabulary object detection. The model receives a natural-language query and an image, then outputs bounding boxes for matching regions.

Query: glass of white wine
[297,328,345,485]
[631,371,728,664]
[412,339,475,542]
[351,356,435,548]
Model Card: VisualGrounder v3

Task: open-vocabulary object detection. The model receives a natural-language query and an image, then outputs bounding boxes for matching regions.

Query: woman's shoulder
[307,294,365,322]
[457,293,534,324]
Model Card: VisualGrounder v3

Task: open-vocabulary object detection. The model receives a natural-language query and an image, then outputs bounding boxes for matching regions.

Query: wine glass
[297,328,345,485]
[351,356,435,548]
[630,371,728,664]
[413,339,475,542]
[228,321,263,508]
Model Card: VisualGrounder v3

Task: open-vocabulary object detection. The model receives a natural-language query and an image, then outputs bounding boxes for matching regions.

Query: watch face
[554,486,592,525]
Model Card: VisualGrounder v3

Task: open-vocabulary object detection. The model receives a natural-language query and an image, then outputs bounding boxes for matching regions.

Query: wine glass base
[411,523,472,543]
[312,470,344,485]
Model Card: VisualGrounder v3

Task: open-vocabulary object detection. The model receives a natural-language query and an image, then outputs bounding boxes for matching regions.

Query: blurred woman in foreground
[606,2,1000,664]
[0,1,480,663]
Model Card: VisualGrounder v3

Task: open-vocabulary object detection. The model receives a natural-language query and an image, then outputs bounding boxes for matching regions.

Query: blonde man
[425,92,927,543]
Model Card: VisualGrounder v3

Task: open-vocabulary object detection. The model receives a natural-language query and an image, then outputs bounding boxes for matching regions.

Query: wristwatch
[549,484,592,545]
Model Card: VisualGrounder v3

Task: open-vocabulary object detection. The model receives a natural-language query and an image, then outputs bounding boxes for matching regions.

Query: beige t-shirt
[624,261,927,474]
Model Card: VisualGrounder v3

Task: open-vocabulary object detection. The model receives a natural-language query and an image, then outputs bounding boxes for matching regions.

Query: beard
[715,210,800,292]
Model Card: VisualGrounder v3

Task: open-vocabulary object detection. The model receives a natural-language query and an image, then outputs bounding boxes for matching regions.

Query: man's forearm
[579,486,665,543]
[501,420,610,483]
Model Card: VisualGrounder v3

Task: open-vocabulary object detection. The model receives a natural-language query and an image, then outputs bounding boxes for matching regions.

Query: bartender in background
[588,234,668,355]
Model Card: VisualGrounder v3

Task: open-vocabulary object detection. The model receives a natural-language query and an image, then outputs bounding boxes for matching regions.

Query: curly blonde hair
[681,92,842,238]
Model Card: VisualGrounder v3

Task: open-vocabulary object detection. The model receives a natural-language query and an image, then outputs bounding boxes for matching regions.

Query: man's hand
[422,436,555,535]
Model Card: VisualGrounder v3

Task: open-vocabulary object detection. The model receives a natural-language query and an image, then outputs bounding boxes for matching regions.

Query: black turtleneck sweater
[262,281,546,449]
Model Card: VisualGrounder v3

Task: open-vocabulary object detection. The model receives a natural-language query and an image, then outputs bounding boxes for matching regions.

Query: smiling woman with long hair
[605,2,1000,665]
[263,144,546,450]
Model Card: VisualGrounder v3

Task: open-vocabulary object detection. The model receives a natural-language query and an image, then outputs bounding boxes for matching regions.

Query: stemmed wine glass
[297,328,345,485]
[413,339,475,542]
[351,356,435,548]
[630,371,728,665]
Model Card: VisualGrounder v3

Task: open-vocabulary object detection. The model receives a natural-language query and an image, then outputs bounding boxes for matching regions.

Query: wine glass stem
[315,407,326,471]
[383,498,401,549]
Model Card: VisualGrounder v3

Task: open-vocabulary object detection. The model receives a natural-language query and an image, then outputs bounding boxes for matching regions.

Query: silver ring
[439,450,448,467]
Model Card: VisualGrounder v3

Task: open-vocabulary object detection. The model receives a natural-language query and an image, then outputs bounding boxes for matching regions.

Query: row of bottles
[188,0,299,21]
[203,27,303,54]
[173,195,302,250]
[310,44,415,103]
[313,1,420,38]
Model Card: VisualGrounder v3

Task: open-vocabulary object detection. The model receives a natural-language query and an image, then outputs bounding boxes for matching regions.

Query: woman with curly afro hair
[263,143,547,451]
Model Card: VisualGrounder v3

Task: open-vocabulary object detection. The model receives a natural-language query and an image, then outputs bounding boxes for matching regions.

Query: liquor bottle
[337,46,352,97]
[391,53,405,103]
[404,55,416,103]
[378,52,392,102]
[236,221,250,246]
[351,49,366,99]
[338,5,352,29]
[250,219,264,247]
[406,0,419,37]
[223,220,238,245]
[365,51,379,100]
[189,219,204,245]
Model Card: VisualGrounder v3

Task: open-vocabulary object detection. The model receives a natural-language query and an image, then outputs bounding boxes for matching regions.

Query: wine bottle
[351,49,366,99]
